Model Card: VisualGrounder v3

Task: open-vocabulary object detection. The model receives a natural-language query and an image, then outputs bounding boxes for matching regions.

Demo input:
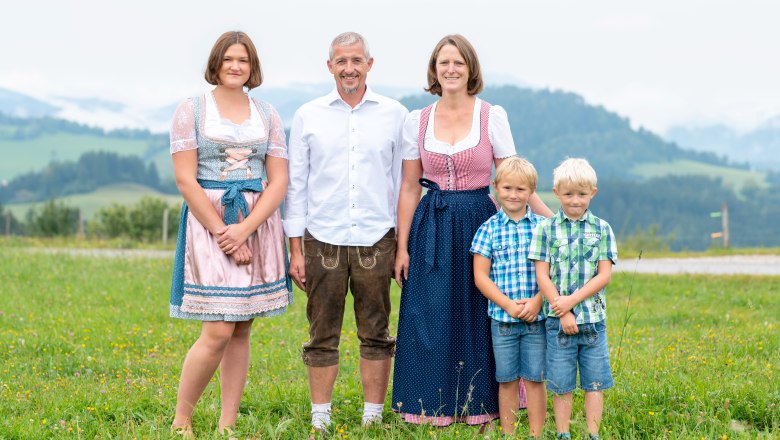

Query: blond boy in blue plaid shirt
[528,158,617,440]
[471,157,550,438]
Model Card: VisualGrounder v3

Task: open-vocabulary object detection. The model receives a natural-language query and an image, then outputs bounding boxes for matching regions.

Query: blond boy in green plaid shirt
[528,158,617,440]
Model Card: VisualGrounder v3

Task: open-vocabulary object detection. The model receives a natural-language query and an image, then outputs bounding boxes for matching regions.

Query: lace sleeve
[170,99,197,154]
[265,103,288,159]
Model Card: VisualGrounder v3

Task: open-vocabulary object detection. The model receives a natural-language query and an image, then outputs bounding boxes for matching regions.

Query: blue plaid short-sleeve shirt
[528,209,618,324]
[470,207,547,323]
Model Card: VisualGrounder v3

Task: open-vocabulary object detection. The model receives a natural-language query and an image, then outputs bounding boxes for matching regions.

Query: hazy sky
[2,0,778,133]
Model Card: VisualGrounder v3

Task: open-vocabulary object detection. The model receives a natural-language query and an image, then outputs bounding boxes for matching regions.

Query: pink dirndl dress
[168,93,292,321]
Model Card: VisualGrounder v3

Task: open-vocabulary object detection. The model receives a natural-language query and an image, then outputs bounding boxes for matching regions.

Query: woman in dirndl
[392,34,552,428]
[168,30,292,438]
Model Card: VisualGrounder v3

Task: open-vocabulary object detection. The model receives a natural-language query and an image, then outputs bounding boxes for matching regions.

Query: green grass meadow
[0,249,777,439]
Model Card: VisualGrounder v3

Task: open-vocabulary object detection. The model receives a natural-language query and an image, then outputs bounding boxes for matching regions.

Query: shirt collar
[497,206,533,225]
[326,85,379,108]
[554,209,596,225]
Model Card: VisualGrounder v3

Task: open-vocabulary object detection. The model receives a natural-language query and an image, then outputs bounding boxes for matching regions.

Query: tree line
[0,151,177,204]
[1,196,180,242]
[0,112,165,141]
[4,174,779,250]
[591,175,780,250]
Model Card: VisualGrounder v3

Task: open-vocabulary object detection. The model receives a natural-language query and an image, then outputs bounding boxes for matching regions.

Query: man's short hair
[329,32,370,60]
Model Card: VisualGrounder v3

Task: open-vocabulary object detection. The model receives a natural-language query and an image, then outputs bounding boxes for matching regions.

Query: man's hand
[289,251,306,291]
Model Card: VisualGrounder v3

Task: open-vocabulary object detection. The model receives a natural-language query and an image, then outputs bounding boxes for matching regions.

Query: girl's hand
[231,243,252,265]
[216,223,250,255]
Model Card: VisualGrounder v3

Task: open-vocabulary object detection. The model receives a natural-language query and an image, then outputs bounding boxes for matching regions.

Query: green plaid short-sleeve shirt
[528,209,618,324]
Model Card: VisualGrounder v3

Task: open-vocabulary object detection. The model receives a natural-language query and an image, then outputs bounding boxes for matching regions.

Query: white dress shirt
[284,87,408,246]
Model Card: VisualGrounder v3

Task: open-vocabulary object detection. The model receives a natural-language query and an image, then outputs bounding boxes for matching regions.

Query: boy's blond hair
[494,156,537,191]
[553,157,597,190]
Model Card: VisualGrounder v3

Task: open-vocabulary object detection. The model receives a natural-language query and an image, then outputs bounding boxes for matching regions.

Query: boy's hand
[551,294,577,317]
[505,300,526,320]
[560,312,579,335]
[517,295,542,323]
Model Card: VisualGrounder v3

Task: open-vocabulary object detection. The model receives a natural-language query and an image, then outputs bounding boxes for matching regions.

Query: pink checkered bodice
[417,100,495,190]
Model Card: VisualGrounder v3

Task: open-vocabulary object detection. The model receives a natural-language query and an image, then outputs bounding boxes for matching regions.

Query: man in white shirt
[284,31,408,430]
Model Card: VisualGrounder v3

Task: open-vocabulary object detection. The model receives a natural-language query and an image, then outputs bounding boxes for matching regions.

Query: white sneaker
[361,414,382,426]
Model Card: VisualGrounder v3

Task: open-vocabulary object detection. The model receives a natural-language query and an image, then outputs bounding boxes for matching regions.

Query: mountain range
[2,84,777,173]
[666,117,780,171]
[2,84,778,250]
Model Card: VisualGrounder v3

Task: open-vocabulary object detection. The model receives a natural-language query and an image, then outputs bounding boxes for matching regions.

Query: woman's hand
[394,249,410,288]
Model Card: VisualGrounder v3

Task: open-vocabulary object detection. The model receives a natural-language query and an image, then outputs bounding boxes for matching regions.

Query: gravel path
[28,248,780,276]
[613,255,780,276]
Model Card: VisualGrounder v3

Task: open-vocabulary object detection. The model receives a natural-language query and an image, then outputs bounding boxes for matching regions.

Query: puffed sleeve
[264,102,288,159]
[169,99,197,154]
[401,110,422,160]
[488,105,517,159]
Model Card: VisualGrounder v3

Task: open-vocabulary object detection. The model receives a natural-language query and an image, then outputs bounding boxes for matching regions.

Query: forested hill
[400,86,738,188]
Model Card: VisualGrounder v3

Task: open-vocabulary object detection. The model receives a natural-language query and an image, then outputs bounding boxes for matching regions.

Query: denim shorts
[545,317,614,394]
[491,319,546,383]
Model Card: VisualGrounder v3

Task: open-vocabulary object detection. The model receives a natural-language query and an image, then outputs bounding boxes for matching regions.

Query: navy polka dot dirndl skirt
[392,178,499,419]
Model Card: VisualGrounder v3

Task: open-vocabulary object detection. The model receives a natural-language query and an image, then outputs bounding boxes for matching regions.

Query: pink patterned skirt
[169,188,292,321]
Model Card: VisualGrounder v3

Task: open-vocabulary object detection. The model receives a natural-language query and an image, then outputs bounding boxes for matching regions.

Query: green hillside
[631,159,767,192]
[5,183,181,220]
[0,113,168,183]
[401,86,759,190]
